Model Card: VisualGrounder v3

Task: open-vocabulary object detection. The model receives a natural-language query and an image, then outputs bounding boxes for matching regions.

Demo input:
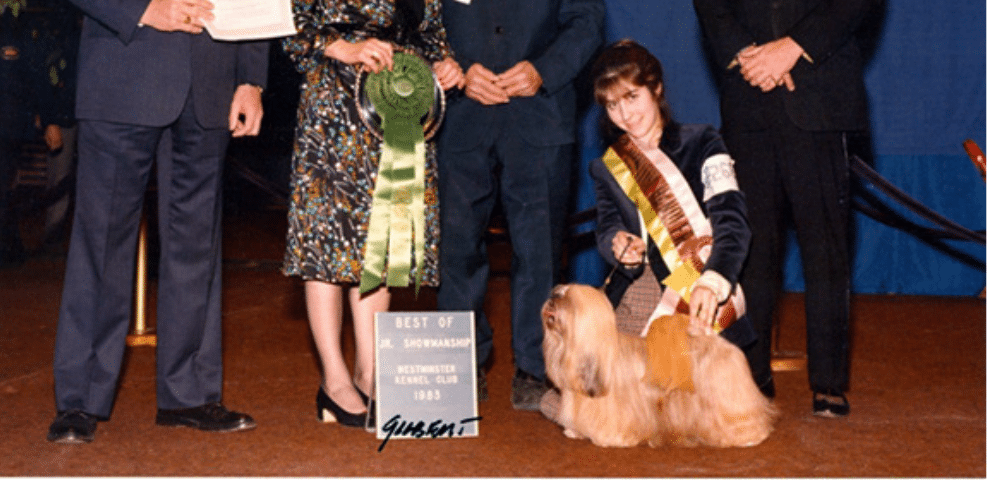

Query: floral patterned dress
[282,0,452,285]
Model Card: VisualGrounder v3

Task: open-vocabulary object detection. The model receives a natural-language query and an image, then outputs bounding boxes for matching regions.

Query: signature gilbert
[377,414,482,452]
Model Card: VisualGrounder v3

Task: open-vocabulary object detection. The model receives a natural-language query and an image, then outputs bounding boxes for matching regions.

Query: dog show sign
[374,311,480,449]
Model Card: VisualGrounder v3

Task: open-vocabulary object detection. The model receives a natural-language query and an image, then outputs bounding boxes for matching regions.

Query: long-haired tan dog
[541,284,776,448]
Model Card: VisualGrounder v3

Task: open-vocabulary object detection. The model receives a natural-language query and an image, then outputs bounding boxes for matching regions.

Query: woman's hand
[432,57,465,91]
[611,231,646,267]
[324,38,394,73]
[688,285,717,335]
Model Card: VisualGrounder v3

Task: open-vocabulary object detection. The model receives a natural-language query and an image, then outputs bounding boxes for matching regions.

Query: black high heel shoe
[316,386,368,428]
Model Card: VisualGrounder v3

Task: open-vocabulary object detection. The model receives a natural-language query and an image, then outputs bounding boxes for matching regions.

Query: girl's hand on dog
[689,285,717,335]
[612,231,646,267]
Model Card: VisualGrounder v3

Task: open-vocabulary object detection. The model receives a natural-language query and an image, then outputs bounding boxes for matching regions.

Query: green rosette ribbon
[359,51,435,294]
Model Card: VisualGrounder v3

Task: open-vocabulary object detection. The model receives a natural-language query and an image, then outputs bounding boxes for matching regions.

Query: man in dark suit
[47,0,268,443]
[694,0,881,417]
[437,0,604,410]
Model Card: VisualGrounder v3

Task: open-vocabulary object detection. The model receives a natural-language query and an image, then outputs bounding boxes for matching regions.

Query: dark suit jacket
[694,0,880,133]
[69,0,269,128]
[439,0,604,150]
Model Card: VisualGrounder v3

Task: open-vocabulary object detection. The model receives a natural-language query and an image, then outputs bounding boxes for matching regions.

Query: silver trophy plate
[354,49,446,141]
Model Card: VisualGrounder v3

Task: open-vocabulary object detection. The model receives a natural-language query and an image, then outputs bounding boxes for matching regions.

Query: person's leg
[725,129,786,397]
[305,281,366,415]
[154,101,229,409]
[780,127,852,399]
[348,285,390,396]
[52,119,158,418]
[150,107,254,431]
[436,137,498,368]
[497,140,570,381]
[495,137,571,411]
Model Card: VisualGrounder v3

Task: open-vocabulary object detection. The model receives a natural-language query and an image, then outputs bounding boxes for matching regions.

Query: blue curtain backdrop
[568,0,986,296]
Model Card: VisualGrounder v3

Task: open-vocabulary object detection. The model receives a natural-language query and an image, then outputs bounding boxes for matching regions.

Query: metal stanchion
[770,314,806,372]
[126,212,156,347]
[962,139,986,300]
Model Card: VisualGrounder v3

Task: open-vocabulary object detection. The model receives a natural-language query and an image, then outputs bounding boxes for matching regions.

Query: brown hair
[591,39,673,142]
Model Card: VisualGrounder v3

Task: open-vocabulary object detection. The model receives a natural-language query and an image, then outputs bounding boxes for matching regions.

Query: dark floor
[1,207,984,477]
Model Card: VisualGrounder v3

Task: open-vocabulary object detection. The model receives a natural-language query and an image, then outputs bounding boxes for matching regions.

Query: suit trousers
[725,110,852,395]
[52,95,230,417]
[437,123,571,379]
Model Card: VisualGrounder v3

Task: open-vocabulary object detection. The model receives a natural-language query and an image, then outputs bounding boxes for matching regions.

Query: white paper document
[205,0,297,41]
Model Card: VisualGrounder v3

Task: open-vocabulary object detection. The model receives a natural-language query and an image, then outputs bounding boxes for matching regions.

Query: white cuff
[694,270,732,304]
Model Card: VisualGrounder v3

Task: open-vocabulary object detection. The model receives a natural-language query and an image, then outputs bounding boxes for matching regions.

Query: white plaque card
[374,311,479,450]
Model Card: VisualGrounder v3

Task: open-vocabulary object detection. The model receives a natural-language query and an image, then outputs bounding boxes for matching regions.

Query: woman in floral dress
[283,0,463,428]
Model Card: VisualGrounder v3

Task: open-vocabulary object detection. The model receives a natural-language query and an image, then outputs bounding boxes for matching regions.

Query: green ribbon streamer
[360,52,434,295]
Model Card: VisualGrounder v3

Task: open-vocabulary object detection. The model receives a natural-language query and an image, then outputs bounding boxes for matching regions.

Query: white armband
[701,153,740,202]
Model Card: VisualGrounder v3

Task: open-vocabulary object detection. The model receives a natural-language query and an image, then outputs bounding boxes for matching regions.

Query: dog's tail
[688,335,778,448]
[710,338,778,447]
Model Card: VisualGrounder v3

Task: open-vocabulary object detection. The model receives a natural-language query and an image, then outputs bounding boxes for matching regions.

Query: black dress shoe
[156,402,256,432]
[47,410,98,444]
[813,391,850,418]
[316,386,367,428]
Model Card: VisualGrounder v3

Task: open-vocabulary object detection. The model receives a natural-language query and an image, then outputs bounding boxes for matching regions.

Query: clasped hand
[737,37,805,92]
[463,61,543,105]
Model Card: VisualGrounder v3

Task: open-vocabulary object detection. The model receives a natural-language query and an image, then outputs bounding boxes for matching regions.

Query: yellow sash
[601,139,703,302]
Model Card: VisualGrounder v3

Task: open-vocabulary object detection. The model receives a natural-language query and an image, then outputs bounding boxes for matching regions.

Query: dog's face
[542,284,620,397]
[542,284,617,338]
